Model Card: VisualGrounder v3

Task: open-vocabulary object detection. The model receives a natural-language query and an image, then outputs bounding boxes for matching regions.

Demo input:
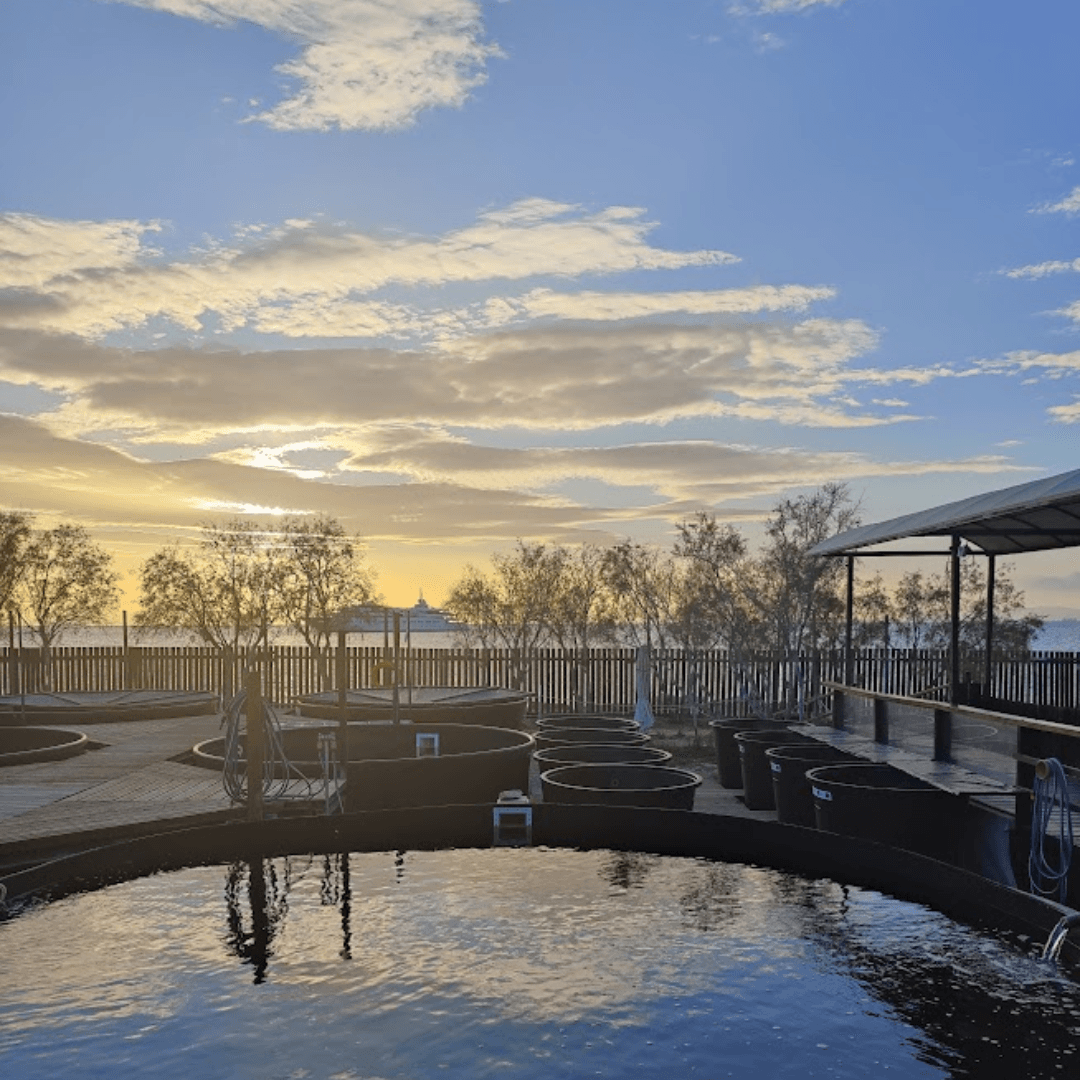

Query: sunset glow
[3,1,1079,612]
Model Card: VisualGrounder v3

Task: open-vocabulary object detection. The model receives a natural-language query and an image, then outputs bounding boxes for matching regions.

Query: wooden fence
[2,644,1079,719]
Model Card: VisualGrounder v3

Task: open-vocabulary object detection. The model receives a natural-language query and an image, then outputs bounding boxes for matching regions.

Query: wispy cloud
[1003,257,1080,280]
[976,350,1080,422]
[0,312,919,443]
[0,202,738,340]
[335,426,1016,505]
[730,0,853,14]
[1048,399,1080,424]
[0,412,1024,547]
[0,213,160,289]
[111,0,502,131]
[978,350,1080,380]
[1032,185,1080,216]
[480,284,834,326]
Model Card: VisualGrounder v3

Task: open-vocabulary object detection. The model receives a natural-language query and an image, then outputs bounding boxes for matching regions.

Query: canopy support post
[950,534,961,705]
[984,553,995,700]
[844,555,854,686]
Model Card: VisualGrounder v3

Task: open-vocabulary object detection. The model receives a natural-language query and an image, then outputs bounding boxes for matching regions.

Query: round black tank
[0,726,88,766]
[533,728,651,753]
[194,722,533,812]
[536,714,640,733]
[734,728,813,810]
[533,744,672,768]
[709,717,766,788]
[539,763,702,810]
[766,742,858,827]
[807,763,964,861]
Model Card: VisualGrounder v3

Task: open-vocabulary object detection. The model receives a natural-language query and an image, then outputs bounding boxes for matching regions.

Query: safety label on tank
[811,786,832,801]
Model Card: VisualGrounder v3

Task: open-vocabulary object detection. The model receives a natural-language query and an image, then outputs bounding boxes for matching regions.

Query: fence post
[245,669,264,822]
[222,646,234,701]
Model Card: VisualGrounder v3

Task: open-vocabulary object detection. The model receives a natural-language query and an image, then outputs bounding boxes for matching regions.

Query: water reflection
[319,852,353,960]
[598,851,656,891]
[779,879,1080,1072]
[225,853,355,979]
[676,862,743,933]
[5,849,1080,1078]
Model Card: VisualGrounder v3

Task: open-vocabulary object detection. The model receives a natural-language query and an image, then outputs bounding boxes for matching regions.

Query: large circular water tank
[295,687,528,728]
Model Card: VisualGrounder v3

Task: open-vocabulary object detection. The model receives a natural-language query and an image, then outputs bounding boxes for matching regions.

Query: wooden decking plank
[0,713,232,849]
[0,709,343,857]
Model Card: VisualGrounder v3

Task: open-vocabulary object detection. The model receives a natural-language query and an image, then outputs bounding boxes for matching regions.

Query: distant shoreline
[11,619,1080,652]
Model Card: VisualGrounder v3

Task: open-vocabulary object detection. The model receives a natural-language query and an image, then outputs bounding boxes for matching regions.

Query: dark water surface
[1,849,1078,1078]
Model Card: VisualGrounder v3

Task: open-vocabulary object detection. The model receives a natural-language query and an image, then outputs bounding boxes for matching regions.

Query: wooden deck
[0,713,244,860]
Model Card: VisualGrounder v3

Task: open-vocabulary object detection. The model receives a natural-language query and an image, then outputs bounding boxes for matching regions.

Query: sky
[2,0,1080,616]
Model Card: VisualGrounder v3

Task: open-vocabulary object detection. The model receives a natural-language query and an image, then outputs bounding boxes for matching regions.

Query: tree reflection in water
[224,855,337,982]
[598,851,657,891]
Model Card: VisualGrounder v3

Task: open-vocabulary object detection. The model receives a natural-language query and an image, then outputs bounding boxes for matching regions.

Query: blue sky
[2,0,1079,613]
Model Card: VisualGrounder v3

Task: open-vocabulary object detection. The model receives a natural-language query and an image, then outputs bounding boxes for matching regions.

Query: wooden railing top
[826,681,1080,741]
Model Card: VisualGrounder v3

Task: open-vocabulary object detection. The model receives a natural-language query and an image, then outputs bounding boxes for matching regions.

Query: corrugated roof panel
[809,467,1080,556]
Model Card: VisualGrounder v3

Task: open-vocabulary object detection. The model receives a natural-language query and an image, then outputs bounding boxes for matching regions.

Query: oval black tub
[533,728,651,753]
[709,717,767,788]
[766,742,859,827]
[195,722,534,813]
[536,714,640,733]
[540,763,702,810]
[533,744,672,768]
[808,763,965,861]
[0,726,88,766]
[734,728,813,810]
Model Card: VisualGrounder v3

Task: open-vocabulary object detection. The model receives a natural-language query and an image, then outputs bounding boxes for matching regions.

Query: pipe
[1040,910,1080,963]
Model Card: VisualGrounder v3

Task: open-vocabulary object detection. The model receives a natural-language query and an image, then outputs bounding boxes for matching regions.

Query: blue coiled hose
[1029,757,1075,904]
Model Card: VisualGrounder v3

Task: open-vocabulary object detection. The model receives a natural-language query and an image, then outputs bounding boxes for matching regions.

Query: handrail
[824,681,1080,741]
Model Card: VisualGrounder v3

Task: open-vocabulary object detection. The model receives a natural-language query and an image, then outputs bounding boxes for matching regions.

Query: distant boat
[337,592,462,633]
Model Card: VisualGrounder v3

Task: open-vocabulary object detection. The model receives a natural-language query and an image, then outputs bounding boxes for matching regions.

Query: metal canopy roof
[809,467,1080,557]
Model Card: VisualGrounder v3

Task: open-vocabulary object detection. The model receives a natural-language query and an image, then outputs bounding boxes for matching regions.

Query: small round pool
[0,727,88,766]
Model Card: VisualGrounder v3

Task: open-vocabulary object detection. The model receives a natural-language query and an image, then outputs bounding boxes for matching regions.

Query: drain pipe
[1040,910,1080,963]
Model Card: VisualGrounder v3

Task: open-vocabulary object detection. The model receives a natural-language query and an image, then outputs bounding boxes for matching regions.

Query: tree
[278,514,378,689]
[544,544,617,655]
[851,571,895,649]
[749,482,861,657]
[15,524,118,652]
[138,514,379,658]
[0,510,33,614]
[601,540,681,648]
[673,511,749,650]
[443,541,567,688]
[444,541,564,652]
[543,544,618,710]
[890,559,1042,658]
[891,568,939,649]
[137,519,288,650]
